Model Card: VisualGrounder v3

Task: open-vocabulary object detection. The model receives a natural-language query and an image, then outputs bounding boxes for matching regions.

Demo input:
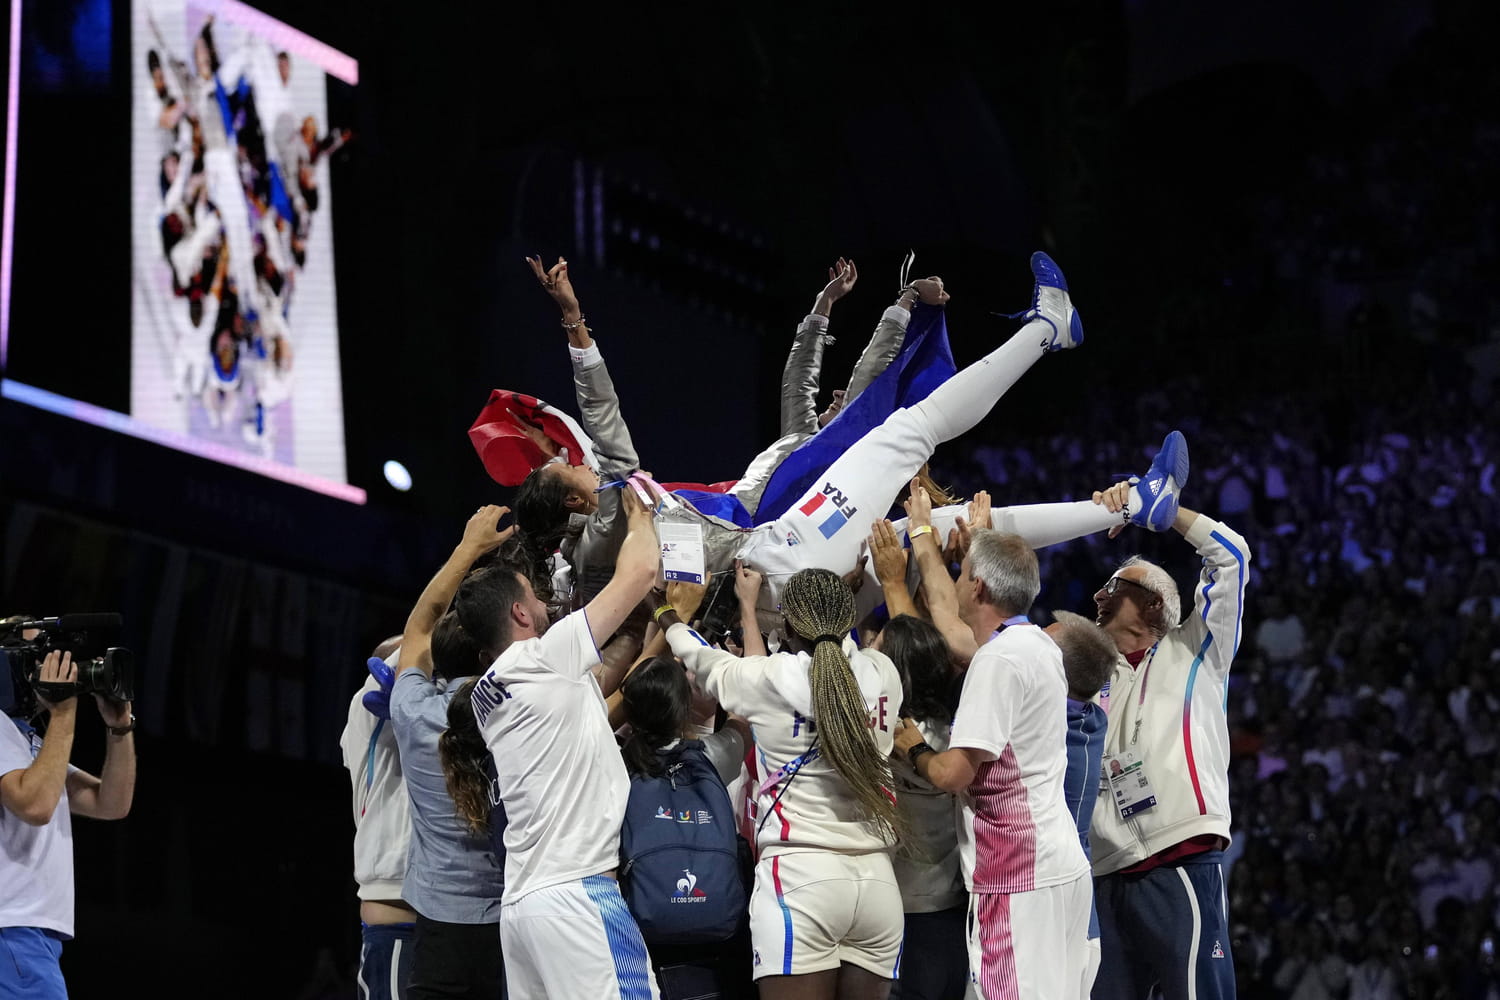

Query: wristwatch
[107,714,137,737]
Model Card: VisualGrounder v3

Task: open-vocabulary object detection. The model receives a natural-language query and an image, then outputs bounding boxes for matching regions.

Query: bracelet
[897,285,918,305]
[909,524,934,540]
[652,604,676,623]
[561,315,587,331]
[107,713,137,737]
[907,741,935,769]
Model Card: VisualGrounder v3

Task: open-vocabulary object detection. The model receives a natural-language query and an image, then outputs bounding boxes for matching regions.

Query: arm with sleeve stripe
[665,622,768,717]
[1173,507,1251,679]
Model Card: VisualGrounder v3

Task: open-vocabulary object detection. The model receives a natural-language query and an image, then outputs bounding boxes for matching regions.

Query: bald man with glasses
[1084,481,1251,1000]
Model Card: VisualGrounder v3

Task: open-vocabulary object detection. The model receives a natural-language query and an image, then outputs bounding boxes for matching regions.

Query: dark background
[1,0,1491,993]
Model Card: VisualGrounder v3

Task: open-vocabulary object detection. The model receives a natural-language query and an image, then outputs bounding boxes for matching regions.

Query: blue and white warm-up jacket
[1090,516,1250,876]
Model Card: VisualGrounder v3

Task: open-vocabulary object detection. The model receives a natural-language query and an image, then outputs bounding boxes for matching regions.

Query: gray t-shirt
[390,671,504,923]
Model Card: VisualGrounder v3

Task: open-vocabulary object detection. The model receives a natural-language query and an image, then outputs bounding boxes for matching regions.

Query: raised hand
[461,504,515,554]
[819,258,858,304]
[967,490,993,531]
[734,560,764,606]
[943,516,972,566]
[525,254,581,318]
[1092,481,1133,539]
[667,573,712,623]
[842,544,869,594]
[869,519,909,587]
[911,276,949,306]
[903,478,934,528]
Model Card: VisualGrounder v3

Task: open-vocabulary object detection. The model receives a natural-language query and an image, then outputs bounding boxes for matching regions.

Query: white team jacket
[340,676,410,901]
[666,623,903,859]
[1089,515,1251,876]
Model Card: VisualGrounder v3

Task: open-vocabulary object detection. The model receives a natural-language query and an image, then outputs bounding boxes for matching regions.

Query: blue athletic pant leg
[1092,865,1235,1000]
[1091,875,1153,1000]
[0,926,68,1000]
[359,922,417,1000]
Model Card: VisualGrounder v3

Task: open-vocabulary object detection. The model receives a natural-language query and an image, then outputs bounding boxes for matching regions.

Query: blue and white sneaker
[1028,251,1085,352]
[1128,430,1190,531]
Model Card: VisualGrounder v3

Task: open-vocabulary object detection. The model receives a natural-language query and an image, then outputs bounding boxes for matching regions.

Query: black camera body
[0,614,135,716]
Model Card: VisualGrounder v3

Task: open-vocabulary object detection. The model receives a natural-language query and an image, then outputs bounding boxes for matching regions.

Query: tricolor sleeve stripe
[1208,530,1248,655]
[1182,635,1213,816]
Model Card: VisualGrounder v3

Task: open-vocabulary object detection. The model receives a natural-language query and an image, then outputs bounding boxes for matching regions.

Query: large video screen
[2,0,363,502]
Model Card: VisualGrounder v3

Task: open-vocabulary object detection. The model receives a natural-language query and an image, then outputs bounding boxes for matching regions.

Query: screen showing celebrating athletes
[1,0,362,502]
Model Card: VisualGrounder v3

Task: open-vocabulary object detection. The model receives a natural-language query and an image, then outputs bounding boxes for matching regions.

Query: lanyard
[1129,642,1161,747]
[989,614,1032,641]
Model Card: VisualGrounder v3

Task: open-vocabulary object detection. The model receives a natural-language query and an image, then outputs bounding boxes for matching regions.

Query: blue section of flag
[817,510,849,539]
[753,304,956,525]
[671,489,752,529]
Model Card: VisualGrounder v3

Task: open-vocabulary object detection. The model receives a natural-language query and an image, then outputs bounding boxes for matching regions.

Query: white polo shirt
[950,625,1089,894]
[0,719,75,937]
[475,610,624,903]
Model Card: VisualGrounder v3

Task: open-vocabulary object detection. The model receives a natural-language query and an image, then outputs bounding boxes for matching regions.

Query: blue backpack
[620,740,748,945]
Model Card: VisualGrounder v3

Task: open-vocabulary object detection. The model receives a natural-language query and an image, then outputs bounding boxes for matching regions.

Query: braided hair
[780,568,901,841]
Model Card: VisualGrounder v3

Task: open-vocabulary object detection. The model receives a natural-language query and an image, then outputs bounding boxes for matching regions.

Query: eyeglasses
[1103,575,1158,600]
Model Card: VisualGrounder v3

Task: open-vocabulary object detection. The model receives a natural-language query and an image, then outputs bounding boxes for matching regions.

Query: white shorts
[748,851,903,980]
[966,874,1091,1000]
[500,875,661,1000]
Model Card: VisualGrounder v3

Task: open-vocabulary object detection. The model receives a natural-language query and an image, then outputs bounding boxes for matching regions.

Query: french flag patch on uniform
[798,484,858,539]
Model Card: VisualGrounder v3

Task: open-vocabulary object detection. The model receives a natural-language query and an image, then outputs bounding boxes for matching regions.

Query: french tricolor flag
[797,492,852,539]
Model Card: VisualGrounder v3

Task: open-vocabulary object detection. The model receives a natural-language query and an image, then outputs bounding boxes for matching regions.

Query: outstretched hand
[667,573,712,623]
[903,478,934,528]
[1092,481,1133,539]
[911,276,949,306]
[869,519,908,586]
[819,258,858,304]
[734,560,764,605]
[461,504,515,554]
[526,255,581,317]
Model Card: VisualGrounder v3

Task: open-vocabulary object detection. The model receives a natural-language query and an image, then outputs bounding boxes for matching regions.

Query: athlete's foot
[1028,251,1084,352]
[1126,430,1190,531]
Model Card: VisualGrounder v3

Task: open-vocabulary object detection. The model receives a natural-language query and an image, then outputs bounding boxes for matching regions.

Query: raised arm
[869,519,918,620]
[906,482,979,663]
[581,486,661,650]
[734,561,769,657]
[1174,505,1251,678]
[396,505,515,678]
[842,273,947,405]
[525,255,637,472]
[782,259,859,436]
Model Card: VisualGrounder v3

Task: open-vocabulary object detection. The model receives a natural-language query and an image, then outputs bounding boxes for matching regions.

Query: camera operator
[1,649,136,998]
